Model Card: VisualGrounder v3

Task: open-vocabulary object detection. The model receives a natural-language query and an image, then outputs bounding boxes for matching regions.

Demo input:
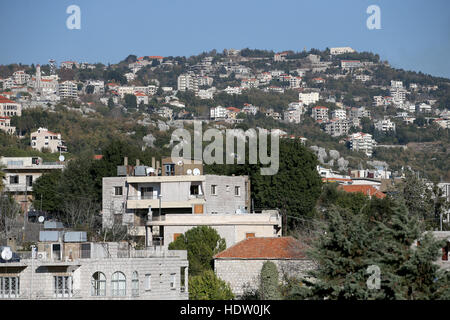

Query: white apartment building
[289,77,302,88]
[197,76,214,87]
[60,61,79,69]
[312,106,329,122]
[0,116,15,134]
[86,80,105,94]
[390,80,403,89]
[331,109,347,120]
[241,78,259,89]
[390,87,407,105]
[12,70,30,85]
[210,106,228,120]
[418,103,432,113]
[135,92,149,105]
[341,60,362,70]
[156,106,173,120]
[350,106,371,119]
[30,127,67,153]
[224,86,242,95]
[330,47,356,55]
[355,74,372,82]
[58,81,78,99]
[374,118,396,132]
[101,158,281,249]
[196,88,215,100]
[177,74,199,92]
[0,95,21,117]
[284,106,302,124]
[298,92,320,105]
[117,86,135,98]
[348,132,376,157]
[325,119,351,137]
[242,103,259,115]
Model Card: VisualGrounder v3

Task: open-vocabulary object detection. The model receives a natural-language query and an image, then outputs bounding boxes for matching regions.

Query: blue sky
[1,0,449,78]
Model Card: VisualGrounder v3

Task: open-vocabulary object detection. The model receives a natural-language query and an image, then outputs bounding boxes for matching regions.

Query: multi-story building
[0,95,21,117]
[156,106,173,120]
[325,118,351,137]
[58,81,78,99]
[284,106,302,124]
[241,78,259,89]
[12,70,30,85]
[298,92,319,105]
[331,109,347,120]
[0,157,65,211]
[0,116,15,134]
[242,103,259,115]
[60,61,79,69]
[348,132,376,157]
[390,80,403,89]
[390,87,407,105]
[374,118,396,132]
[30,127,67,153]
[330,47,355,55]
[312,106,329,122]
[135,92,148,105]
[177,74,199,92]
[210,105,229,120]
[86,80,105,94]
[289,76,302,88]
[341,60,362,70]
[224,86,242,95]
[0,235,188,300]
[349,106,371,119]
[101,158,281,249]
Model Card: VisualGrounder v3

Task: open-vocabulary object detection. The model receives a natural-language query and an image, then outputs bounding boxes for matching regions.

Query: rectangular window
[226,185,230,192]
[54,276,72,298]
[141,187,153,199]
[26,175,33,187]
[145,274,151,291]
[9,175,19,184]
[170,274,176,290]
[0,277,20,298]
[180,267,186,292]
[190,184,199,195]
[114,186,123,196]
[235,186,241,196]
[443,243,449,261]
[164,164,175,176]
[211,185,217,195]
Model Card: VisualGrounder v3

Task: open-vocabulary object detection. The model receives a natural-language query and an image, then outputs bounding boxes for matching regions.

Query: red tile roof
[214,237,308,260]
[339,185,386,199]
[0,95,15,104]
[226,107,240,113]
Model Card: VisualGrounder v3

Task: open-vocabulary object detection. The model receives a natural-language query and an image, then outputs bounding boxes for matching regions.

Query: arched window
[91,272,106,296]
[131,271,139,296]
[111,272,126,296]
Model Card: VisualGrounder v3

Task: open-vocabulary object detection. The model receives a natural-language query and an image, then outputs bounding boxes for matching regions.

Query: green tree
[124,94,137,109]
[188,270,234,300]
[259,261,282,300]
[297,200,450,300]
[32,170,63,213]
[168,226,226,276]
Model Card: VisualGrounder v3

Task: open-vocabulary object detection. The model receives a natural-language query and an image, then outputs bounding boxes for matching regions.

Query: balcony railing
[127,195,158,200]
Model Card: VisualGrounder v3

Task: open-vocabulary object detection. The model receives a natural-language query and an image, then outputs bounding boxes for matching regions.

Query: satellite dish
[186,169,192,175]
[38,216,45,223]
[177,160,183,166]
[193,168,200,176]
[1,247,12,261]
[59,155,65,162]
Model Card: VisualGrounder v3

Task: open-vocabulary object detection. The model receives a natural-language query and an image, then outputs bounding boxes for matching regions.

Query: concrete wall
[204,175,249,214]
[0,253,188,300]
[102,177,127,228]
[214,259,316,297]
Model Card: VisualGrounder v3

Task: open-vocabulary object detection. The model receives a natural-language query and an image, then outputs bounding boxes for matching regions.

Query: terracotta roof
[339,185,386,199]
[93,155,103,160]
[214,237,308,260]
[226,107,240,112]
[0,95,16,104]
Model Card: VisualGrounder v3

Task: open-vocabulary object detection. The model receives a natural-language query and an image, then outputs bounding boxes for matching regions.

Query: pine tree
[259,261,282,300]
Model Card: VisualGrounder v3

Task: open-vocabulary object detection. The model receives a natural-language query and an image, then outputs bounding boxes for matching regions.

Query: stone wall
[214,258,316,297]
